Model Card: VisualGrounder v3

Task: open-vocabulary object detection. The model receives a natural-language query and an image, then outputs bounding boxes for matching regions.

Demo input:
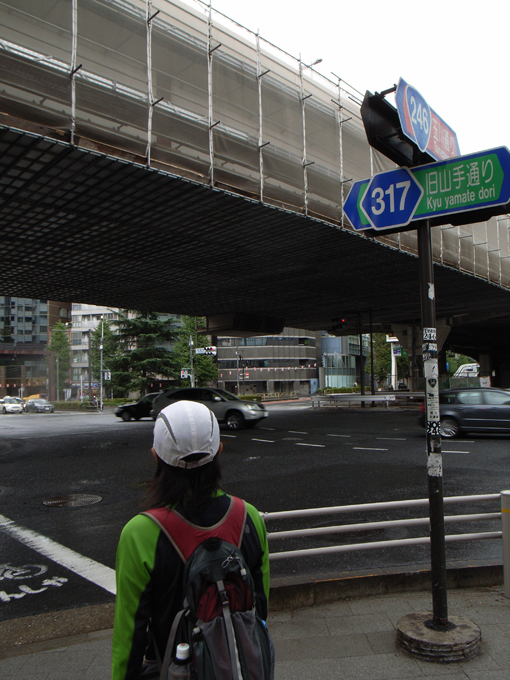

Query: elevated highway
[1,1,510,380]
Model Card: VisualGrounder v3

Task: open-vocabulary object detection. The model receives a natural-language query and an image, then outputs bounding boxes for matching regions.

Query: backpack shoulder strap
[141,496,247,563]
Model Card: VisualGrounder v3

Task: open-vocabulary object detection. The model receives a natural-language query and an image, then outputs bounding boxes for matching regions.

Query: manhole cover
[43,493,103,507]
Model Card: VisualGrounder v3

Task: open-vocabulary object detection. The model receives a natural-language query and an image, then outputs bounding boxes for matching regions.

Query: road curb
[0,562,502,657]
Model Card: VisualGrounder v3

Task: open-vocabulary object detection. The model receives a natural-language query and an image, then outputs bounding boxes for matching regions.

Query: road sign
[411,147,510,222]
[195,346,217,356]
[343,179,371,230]
[395,78,460,161]
[360,167,424,229]
[345,147,510,231]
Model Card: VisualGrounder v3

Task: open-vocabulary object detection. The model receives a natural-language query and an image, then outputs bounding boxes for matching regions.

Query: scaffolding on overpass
[0,0,509,291]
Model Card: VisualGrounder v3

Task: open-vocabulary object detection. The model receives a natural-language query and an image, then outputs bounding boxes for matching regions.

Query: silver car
[1,397,24,414]
[150,387,268,430]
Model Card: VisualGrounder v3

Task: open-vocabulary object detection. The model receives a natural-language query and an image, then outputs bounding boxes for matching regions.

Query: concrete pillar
[479,353,492,381]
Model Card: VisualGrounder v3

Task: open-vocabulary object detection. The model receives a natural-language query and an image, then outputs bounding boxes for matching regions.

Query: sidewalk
[1,584,508,680]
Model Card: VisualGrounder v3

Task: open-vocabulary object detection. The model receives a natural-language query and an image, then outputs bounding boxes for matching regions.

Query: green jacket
[112,492,269,680]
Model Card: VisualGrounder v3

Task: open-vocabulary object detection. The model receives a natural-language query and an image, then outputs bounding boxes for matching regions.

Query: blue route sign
[395,78,460,161]
[360,167,423,229]
[345,147,510,231]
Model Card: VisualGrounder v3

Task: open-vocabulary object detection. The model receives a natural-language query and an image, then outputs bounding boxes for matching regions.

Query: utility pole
[99,316,103,409]
[88,328,93,402]
[189,335,195,387]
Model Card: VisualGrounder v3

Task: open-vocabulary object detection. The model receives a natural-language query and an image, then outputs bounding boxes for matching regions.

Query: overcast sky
[185,0,508,156]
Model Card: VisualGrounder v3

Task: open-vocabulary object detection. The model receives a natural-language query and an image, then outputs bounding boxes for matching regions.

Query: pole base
[396,612,481,662]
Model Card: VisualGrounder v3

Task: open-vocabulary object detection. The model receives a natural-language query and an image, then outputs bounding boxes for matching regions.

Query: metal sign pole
[418,220,448,626]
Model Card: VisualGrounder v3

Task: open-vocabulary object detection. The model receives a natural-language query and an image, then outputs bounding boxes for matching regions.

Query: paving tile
[326,612,394,635]
[349,595,415,617]
[463,672,510,680]
[366,630,400,655]
[275,657,350,680]
[337,651,425,679]
[269,617,330,640]
[274,632,372,661]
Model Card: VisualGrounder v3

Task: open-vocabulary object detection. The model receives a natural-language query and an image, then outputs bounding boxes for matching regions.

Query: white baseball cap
[153,400,220,468]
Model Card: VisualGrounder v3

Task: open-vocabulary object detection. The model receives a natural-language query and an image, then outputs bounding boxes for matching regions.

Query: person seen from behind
[112,400,270,680]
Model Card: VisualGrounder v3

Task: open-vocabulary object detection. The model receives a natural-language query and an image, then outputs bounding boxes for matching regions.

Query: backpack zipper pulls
[221,551,247,580]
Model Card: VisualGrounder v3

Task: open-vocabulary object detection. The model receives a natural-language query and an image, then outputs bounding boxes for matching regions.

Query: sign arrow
[343,179,370,230]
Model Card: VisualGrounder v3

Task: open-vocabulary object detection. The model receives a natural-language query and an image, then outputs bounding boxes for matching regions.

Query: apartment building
[0,297,71,397]
[70,303,119,394]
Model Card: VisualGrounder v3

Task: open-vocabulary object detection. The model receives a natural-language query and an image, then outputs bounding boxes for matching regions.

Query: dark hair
[143,454,223,517]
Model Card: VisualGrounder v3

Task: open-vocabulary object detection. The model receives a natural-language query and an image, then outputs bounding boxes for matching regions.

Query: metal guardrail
[262,495,505,580]
[311,393,396,407]
[311,392,425,407]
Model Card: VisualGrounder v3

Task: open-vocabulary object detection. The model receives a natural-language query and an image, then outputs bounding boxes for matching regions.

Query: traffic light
[331,317,349,332]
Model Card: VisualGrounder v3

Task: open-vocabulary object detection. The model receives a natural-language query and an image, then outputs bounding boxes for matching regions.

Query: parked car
[150,387,268,430]
[1,397,24,414]
[418,387,510,438]
[25,398,55,413]
[115,392,161,421]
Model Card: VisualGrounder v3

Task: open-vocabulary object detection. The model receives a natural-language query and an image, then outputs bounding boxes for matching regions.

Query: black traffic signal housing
[360,89,435,168]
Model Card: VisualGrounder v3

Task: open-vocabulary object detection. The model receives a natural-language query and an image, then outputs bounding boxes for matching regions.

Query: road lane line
[0,514,116,594]
[327,434,351,438]
[296,443,325,448]
[442,450,470,454]
[251,438,274,443]
[353,447,388,451]
[376,437,406,440]
[221,434,237,438]
[289,430,307,434]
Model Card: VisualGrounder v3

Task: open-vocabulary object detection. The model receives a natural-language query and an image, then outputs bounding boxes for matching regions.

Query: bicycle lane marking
[0,513,116,595]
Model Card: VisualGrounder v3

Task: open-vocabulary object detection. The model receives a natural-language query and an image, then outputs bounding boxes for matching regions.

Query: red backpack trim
[142,496,247,563]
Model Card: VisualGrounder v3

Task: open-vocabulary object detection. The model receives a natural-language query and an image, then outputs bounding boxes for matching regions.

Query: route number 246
[371,181,411,215]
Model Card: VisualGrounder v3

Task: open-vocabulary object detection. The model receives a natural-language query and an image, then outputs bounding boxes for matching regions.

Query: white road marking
[376,437,406,441]
[296,442,325,448]
[442,450,470,454]
[251,438,274,443]
[221,434,237,438]
[259,427,275,430]
[353,447,388,451]
[0,514,116,594]
[289,431,307,434]
[327,434,351,438]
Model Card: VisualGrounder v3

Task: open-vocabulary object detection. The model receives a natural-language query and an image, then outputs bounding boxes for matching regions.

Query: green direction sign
[345,147,510,231]
[412,149,507,222]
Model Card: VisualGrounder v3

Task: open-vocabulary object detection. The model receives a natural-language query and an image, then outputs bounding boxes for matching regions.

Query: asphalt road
[1,402,508,622]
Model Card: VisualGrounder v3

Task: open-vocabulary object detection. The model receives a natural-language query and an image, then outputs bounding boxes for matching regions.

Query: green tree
[108,311,178,395]
[47,321,71,399]
[174,316,217,387]
[365,333,408,386]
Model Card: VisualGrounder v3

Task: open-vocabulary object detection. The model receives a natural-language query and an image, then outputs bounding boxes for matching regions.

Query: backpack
[143,496,274,680]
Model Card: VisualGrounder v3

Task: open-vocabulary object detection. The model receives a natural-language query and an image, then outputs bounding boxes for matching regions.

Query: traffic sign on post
[360,167,423,229]
[396,78,460,161]
[195,346,217,356]
[345,147,510,231]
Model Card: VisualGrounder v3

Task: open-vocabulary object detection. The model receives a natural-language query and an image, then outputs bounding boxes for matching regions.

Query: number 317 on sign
[360,167,424,230]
